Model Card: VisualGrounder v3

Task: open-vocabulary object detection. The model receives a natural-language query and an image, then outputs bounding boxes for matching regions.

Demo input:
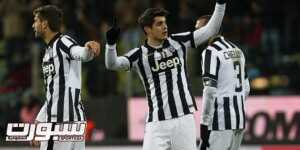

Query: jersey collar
[144,39,170,53]
[47,32,62,48]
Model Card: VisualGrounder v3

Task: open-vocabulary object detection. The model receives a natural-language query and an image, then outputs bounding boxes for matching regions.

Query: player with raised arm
[31,5,100,150]
[195,15,250,150]
[105,0,227,149]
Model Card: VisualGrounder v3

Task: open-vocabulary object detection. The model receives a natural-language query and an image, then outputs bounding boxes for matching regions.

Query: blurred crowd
[0,0,299,140]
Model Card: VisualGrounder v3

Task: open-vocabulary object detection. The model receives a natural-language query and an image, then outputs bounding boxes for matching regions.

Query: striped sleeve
[170,31,196,49]
[124,48,141,70]
[201,49,220,87]
[57,35,79,59]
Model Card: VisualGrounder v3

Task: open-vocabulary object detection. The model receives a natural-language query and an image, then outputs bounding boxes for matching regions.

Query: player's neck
[44,31,60,45]
[147,37,164,48]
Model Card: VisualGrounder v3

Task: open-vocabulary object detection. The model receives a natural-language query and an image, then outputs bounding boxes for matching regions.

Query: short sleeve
[201,49,220,81]
[57,35,79,59]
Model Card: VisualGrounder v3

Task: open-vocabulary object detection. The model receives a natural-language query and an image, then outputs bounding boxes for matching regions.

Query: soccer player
[105,0,227,149]
[31,5,100,150]
[195,16,250,150]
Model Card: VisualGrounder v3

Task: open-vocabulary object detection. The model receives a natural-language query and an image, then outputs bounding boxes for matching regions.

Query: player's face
[32,14,46,38]
[148,16,168,41]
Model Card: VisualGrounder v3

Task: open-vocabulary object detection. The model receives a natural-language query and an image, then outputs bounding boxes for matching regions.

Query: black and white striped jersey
[124,33,198,122]
[105,3,226,122]
[201,36,249,130]
[38,33,86,123]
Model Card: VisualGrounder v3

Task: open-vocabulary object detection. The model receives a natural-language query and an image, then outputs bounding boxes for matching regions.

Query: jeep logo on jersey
[42,61,56,77]
[151,55,181,72]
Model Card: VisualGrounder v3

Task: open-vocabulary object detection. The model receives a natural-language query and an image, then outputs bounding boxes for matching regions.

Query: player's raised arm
[194,0,226,47]
[105,18,131,71]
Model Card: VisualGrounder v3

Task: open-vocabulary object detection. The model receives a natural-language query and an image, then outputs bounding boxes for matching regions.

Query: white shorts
[199,129,244,150]
[40,140,85,150]
[143,114,197,150]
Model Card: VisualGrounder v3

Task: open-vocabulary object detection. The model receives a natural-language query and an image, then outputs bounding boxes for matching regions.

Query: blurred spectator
[0,0,29,72]
[19,90,40,123]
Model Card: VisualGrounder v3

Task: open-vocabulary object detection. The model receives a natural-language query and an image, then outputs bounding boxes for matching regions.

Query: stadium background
[0,0,299,149]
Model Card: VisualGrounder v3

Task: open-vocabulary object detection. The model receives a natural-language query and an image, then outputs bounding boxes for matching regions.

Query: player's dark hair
[138,8,169,33]
[33,5,63,32]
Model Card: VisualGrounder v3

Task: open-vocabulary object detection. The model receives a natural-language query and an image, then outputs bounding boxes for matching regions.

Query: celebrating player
[31,5,100,150]
[105,0,227,149]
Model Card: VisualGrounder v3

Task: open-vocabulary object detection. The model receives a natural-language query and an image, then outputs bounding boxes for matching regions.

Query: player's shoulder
[125,47,142,57]
[206,36,242,53]
[60,34,79,45]
[169,31,193,43]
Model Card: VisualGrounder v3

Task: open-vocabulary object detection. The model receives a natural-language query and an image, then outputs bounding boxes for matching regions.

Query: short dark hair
[33,5,63,32]
[138,8,169,33]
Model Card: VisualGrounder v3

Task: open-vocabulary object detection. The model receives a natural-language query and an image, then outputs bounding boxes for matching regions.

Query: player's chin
[161,34,168,40]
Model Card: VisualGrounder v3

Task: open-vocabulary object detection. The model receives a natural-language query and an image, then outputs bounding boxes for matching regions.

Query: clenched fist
[85,41,101,57]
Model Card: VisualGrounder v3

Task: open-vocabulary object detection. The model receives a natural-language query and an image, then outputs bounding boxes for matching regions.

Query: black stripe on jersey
[137,48,153,122]
[241,96,246,128]
[57,39,74,59]
[223,39,235,48]
[203,50,211,76]
[212,98,219,130]
[226,39,238,49]
[56,42,65,122]
[210,43,222,51]
[202,49,220,81]
[79,102,86,121]
[218,39,229,48]
[233,96,240,129]
[216,57,220,78]
[178,41,197,110]
[74,88,81,121]
[165,68,178,118]
[170,31,196,48]
[69,87,74,121]
[65,36,79,45]
[148,50,165,121]
[46,123,55,150]
[172,49,190,115]
[124,49,140,69]
[245,64,248,79]
[47,72,55,122]
[223,97,231,129]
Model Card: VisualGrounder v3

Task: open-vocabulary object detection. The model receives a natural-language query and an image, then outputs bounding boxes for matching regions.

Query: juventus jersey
[124,33,198,122]
[105,3,226,123]
[39,33,86,123]
[202,36,248,130]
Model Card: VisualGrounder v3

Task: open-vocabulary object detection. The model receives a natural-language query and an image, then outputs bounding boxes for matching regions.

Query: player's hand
[200,124,211,150]
[85,41,101,57]
[106,17,120,45]
[216,0,227,4]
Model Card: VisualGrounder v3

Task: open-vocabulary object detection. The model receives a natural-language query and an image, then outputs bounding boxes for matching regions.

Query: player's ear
[144,26,151,35]
[42,20,48,30]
